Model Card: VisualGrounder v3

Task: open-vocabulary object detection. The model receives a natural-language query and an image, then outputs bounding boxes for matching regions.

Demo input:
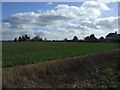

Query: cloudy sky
[2,1,119,40]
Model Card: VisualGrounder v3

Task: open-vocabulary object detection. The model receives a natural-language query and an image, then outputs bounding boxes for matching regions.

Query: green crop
[2,42,120,67]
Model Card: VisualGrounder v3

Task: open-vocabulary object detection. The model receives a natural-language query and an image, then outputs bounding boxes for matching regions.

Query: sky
[2,1,119,40]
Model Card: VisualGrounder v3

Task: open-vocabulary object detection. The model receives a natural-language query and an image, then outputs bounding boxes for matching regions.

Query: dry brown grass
[2,49,120,88]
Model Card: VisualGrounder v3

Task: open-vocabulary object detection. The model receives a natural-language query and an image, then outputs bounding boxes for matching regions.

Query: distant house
[31,35,42,41]
[105,31,120,42]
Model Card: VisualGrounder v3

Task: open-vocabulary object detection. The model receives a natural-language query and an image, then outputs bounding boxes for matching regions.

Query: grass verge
[2,49,120,88]
[81,60,120,88]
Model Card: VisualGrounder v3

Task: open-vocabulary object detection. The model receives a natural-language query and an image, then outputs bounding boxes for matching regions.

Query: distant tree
[24,34,30,41]
[73,36,78,41]
[25,34,28,38]
[84,36,90,41]
[84,34,98,42]
[89,34,98,41]
[99,37,104,40]
[14,38,17,42]
[90,34,95,38]
[64,38,67,42]
[18,35,30,42]
[21,36,25,41]
[52,40,55,42]
[44,38,47,41]
[40,38,42,41]
[99,37,105,42]
[18,36,22,42]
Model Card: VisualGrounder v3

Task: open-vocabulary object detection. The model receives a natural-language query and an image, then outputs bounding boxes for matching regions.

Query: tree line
[13,31,120,43]
[13,34,104,42]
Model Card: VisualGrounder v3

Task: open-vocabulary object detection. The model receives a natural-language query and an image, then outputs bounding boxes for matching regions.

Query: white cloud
[2,1,115,40]
[96,0,119,3]
[3,1,110,26]
[82,1,110,10]
[81,17,118,30]
[47,2,53,5]
[56,16,118,39]
[46,1,110,20]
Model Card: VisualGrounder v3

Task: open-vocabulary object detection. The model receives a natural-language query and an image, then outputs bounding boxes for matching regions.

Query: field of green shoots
[2,42,120,67]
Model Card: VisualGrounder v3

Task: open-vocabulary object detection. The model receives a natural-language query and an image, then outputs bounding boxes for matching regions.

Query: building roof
[106,32,120,39]
[106,33,116,37]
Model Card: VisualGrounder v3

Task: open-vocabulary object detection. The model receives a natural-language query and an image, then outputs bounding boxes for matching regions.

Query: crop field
[2,42,120,67]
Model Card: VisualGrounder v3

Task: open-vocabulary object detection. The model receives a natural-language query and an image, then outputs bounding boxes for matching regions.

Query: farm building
[31,35,42,41]
[105,31,120,42]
